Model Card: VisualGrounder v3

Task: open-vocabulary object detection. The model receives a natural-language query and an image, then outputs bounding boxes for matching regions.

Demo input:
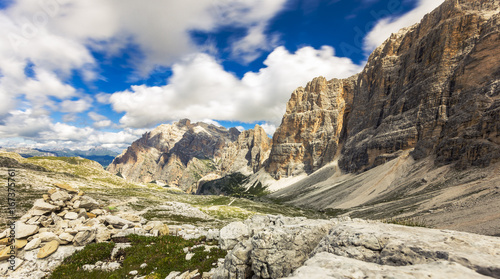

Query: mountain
[107,119,271,193]
[0,147,119,167]
[107,0,499,235]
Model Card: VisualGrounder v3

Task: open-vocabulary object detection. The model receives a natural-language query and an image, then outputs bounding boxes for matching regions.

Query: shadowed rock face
[268,0,500,178]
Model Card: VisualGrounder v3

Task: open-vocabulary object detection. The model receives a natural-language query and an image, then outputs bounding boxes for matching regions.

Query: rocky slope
[268,0,500,176]
[107,120,271,193]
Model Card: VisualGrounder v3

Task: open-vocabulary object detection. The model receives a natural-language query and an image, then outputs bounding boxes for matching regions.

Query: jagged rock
[37,240,59,259]
[214,215,335,279]
[219,221,249,250]
[15,222,39,239]
[15,239,27,249]
[73,230,96,246]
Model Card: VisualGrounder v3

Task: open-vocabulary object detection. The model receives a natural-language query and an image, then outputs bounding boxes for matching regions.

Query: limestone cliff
[107,120,270,193]
[266,76,357,178]
[268,0,500,178]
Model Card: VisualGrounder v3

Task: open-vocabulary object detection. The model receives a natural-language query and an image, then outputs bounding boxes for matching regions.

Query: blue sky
[0,0,444,151]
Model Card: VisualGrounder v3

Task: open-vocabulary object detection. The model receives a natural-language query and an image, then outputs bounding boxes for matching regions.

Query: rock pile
[214,217,500,279]
[0,185,218,279]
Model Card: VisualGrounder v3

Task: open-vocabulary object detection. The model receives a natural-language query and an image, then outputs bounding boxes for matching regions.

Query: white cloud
[235,126,245,132]
[108,46,362,128]
[0,109,147,151]
[231,23,279,63]
[363,0,445,52]
[260,123,276,136]
[93,120,112,128]
[88,112,107,121]
[59,96,93,113]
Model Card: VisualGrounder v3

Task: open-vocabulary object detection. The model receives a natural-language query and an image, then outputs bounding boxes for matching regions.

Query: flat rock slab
[287,252,492,279]
[312,220,500,278]
[37,240,59,259]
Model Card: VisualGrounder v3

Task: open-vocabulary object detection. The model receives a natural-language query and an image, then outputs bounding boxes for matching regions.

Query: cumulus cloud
[106,46,362,128]
[0,109,147,151]
[363,0,445,52]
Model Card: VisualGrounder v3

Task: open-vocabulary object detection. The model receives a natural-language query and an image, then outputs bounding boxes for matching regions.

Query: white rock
[186,253,195,261]
[287,252,492,279]
[140,263,147,269]
[58,232,74,243]
[105,215,133,228]
[101,262,121,272]
[35,232,61,243]
[82,264,95,271]
[129,270,138,275]
[50,191,71,202]
[64,212,78,220]
[24,238,42,251]
[31,199,58,215]
[14,222,39,239]
[219,221,249,250]
[165,271,181,279]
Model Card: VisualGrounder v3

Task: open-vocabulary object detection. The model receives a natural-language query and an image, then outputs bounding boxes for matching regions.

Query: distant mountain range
[0,146,119,167]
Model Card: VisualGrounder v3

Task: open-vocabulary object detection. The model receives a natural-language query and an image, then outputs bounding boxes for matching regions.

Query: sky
[0,0,445,152]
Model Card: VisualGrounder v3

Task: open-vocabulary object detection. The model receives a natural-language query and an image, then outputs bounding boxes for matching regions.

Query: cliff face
[268,0,500,177]
[107,120,270,192]
[266,76,357,178]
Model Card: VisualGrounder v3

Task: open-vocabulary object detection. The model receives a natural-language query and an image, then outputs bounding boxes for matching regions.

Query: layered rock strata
[268,0,500,178]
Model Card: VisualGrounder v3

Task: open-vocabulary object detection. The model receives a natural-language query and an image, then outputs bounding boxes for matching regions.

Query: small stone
[0,238,9,245]
[166,271,181,279]
[129,270,138,276]
[0,247,12,261]
[42,194,50,201]
[31,199,58,215]
[82,264,95,271]
[91,209,104,215]
[15,239,27,249]
[140,263,147,269]
[24,238,42,251]
[51,191,71,202]
[73,200,81,209]
[37,240,59,258]
[59,232,74,242]
[64,212,78,220]
[78,191,85,196]
[35,232,61,243]
[186,253,195,261]
[87,213,97,219]
[73,230,96,246]
[48,188,57,195]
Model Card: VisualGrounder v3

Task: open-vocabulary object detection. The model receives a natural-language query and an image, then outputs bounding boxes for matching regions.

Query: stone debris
[0,188,208,279]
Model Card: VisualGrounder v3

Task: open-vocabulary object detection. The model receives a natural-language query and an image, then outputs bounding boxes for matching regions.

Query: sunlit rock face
[268,0,500,178]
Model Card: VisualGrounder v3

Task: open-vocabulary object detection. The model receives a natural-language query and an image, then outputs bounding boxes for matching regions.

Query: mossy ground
[49,234,226,279]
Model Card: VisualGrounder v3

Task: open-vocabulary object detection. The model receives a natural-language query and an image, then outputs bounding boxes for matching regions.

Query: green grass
[49,234,226,279]
[382,217,428,228]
